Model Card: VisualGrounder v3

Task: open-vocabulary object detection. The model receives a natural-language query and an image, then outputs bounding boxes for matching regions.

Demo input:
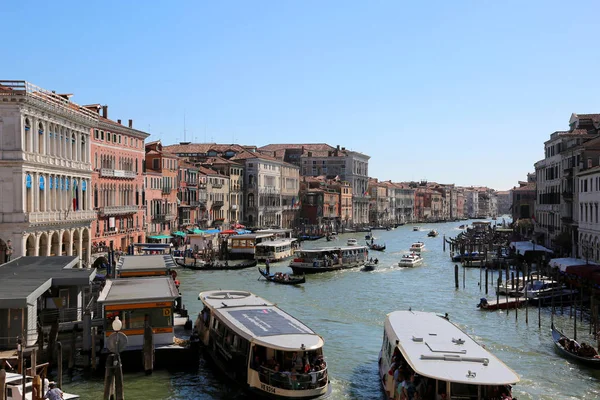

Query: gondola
[366,242,386,251]
[185,259,258,271]
[551,323,600,368]
[258,267,305,284]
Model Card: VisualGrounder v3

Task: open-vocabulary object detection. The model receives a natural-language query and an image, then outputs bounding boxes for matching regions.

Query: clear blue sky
[4,1,600,190]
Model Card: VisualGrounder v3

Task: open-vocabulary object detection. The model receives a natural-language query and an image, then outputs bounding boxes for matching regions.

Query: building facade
[89,107,149,251]
[0,81,95,266]
[577,166,600,262]
[145,141,179,237]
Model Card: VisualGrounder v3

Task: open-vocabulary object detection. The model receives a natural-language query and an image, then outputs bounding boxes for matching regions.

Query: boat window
[450,381,478,398]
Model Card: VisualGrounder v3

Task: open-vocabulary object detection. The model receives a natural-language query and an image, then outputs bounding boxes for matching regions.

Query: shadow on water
[346,361,386,400]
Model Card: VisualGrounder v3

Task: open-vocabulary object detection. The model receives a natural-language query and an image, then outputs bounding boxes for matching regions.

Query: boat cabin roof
[231,233,274,240]
[255,238,297,247]
[295,246,367,253]
[4,372,32,384]
[98,277,179,304]
[116,255,176,271]
[385,311,519,386]
[199,290,323,351]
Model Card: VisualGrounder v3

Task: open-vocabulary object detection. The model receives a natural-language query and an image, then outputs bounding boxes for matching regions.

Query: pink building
[86,105,150,252]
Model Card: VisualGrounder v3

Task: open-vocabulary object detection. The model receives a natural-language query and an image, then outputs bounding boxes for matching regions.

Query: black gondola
[258,267,305,284]
[366,242,386,251]
[184,259,258,271]
[551,323,600,368]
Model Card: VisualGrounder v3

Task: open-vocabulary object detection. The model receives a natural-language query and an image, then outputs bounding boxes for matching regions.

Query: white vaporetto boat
[195,290,330,399]
[254,238,298,262]
[409,242,425,252]
[379,311,519,400]
[289,246,368,274]
[398,253,423,267]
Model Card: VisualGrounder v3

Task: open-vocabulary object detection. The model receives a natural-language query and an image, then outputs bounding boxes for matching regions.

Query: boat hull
[185,259,258,270]
[258,268,305,284]
[290,262,364,274]
[551,324,600,368]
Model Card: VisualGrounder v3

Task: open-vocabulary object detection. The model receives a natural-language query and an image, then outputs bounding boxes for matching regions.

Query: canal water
[65,220,600,399]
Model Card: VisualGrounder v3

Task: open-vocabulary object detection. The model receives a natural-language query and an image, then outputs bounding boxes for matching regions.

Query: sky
[4,1,600,190]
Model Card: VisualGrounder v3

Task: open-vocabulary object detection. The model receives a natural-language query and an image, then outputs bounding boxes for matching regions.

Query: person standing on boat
[265,258,270,274]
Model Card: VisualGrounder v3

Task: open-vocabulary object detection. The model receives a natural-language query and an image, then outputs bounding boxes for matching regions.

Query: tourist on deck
[292,351,304,370]
[44,383,63,400]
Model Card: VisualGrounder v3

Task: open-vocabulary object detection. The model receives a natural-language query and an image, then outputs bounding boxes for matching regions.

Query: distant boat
[427,230,438,237]
[258,267,305,285]
[409,242,425,252]
[398,253,423,267]
[347,238,358,246]
[413,226,420,231]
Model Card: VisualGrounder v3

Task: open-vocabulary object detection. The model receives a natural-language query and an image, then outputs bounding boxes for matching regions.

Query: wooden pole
[57,342,63,389]
[485,268,488,295]
[30,348,37,376]
[0,369,5,400]
[463,266,465,289]
[143,321,154,374]
[525,269,529,324]
[91,327,97,372]
[574,297,578,342]
[103,353,115,400]
[114,354,124,400]
[68,329,76,373]
[497,276,501,306]
[443,235,446,252]
[479,266,482,291]
[454,265,459,289]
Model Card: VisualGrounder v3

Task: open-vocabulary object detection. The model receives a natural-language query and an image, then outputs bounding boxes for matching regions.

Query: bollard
[57,342,63,389]
[143,322,154,374]
[91,327,97,371]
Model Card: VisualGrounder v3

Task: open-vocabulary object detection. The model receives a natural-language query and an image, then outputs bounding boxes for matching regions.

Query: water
[65,220,600,399]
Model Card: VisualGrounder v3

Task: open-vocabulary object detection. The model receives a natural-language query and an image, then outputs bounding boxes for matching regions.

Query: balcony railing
[561,216,573,224]
[211,200,224,207]
[190,200,206,208]
[212,183,223,189]
[186,180,197,186]
[99,205,139,215]
[99,168,136,179]
[152,213,176,222]
[563,167,573,176]
[198,183,207,189]
[28,209,96,223]
[162,187,172,194]
[562,191,573,200]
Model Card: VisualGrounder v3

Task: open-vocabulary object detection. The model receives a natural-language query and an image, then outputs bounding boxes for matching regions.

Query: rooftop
[0,256,95,308]
[116,255,176,271]
[98,277,179,303]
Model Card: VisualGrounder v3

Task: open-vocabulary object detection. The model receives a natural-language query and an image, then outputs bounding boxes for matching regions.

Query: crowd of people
[252,348,328,390]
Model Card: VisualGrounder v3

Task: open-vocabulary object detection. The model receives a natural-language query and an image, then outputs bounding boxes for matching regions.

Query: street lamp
[112,316,122,332]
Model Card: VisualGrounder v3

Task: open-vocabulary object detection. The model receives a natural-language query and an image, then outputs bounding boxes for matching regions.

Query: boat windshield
[250,345,328,391]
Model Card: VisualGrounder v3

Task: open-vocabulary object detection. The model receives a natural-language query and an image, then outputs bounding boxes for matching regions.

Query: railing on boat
[256,365,328,390]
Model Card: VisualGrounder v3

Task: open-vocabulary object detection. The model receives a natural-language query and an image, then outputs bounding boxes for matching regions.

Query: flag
[291,197,296,208]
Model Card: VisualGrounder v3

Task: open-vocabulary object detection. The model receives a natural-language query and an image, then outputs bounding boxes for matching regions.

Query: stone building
[0,81,95,266]
[145,141,179,238]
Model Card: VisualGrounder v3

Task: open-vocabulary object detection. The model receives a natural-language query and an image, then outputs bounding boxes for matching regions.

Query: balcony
[212,183,223,189]
[563,167,573,176]
[99,205,139,216]
[186,179,197,186]
[162,187,172,195]
[28,209,97,224]
[198,183,207,189]
[562,191,573,201]
[561,216,574,224]
[100,168,136,179]
[152,213,176,222]
[211,200,224,207]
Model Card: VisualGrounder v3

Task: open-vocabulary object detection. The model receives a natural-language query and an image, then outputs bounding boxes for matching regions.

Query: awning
[219,229,238,235]
[549,257,599,272]
[509,241,553,256]
[236,229,251,234]
[173,231,187,237]
[204,229,220,234]
[188,228,205,234]
[148,235,173,240]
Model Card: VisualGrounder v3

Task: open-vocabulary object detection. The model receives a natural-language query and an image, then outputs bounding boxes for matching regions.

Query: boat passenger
[375,258,379,264]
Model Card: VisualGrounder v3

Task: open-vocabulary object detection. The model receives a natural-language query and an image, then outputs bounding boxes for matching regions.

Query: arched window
[94,184,98,208]
[25,174,32,212]
[38,122,44,154]
[71,133,77,161]
[24,118,31,152]
[81,135,86,163]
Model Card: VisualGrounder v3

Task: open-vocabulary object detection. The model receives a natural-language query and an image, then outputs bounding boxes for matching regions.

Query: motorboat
[412,226,420,231]
[451,251,484,262]
[347,238,358,246]
[362,263,377,271]
[379,311,519,400]
[195,290,330,398]
[4,372,80,400]
[523,279,578,305]
[427,230,438,237]
[409,242,425,252]
[398,253,423,267]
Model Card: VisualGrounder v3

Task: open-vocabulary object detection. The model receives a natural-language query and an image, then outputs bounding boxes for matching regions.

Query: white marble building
[0,81,96,266]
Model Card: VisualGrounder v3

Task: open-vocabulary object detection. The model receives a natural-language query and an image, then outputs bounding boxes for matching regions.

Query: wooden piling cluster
[446,224,514,269]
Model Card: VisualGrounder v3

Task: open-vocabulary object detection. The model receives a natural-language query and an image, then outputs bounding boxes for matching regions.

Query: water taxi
[289,246,368,274]
[413,226,420,231]
[379,310,519,400]
[427,230,438,237]
[255,238,298,262]
[347,238,358,246]
[398,253,423,267]
[409,242,425,252]
[195,290,330,399]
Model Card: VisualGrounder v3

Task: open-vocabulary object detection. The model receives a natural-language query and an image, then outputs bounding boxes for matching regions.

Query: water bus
[228,233,276,259]
[289,246,368,274]
[195,290,330,399]
[255,238,298,262]
[379,310,519,400]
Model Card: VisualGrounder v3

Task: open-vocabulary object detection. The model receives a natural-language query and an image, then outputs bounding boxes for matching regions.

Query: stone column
[46,233,52,256]
[77,230,83,267]
[34,233,41,256]
[57,230,64,256]
[86,233,92,267]
[66,229,73,256]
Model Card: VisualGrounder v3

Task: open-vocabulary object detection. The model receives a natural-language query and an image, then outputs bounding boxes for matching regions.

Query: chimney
[102,105,108,118]
[336,145,340,150]
[117,119,122,125]
[128,119,133,128]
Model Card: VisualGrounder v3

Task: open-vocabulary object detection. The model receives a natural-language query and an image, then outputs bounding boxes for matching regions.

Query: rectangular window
[100,131,104,140]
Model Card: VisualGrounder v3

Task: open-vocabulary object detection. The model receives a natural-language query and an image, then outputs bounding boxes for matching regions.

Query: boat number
[260,383,276,394]
[163,308,171,317]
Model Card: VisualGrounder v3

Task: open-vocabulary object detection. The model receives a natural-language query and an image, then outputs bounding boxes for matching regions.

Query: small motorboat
[551,323,600,368]
[427,230,438,237]
[367,242,386,251]
[398,253,423,267]
[258,267,305,285]
[362,263,377,271]
[412,226,420,231]
[409,242,425,252]
[347,238,358,246]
